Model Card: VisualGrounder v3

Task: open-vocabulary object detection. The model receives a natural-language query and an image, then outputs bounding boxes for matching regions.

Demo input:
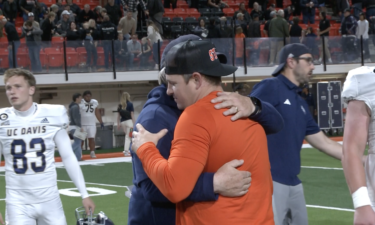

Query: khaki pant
[319,37,331,60]
[270,40,284,64]
[121,119,133,153]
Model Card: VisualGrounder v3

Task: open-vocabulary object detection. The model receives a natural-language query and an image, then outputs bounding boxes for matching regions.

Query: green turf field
[0,147,355,224]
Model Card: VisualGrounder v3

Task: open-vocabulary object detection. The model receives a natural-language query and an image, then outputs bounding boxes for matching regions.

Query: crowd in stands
[0,0,374,72]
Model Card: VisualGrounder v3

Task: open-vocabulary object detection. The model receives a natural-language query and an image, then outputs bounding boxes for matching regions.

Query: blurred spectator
[250,2,263,20]
[101,8,108,21]
[235,13,248,35]
[3,0,18,24]
[139,37,151,68]
[248,13,261,37]
[268,9,289,65]
[57,10,72,36]
[0,0,3,9]
[66,0,80,17]
[63,5,75,22]
[292,0,301,15]
[115,32,129,69]
[301,27,319,59]
[248,14,261,66]
[56,0,65,12]
[365,0,375,20]
[352,0,363,19]
[263,10,276,36]
[264,4,275,21]
[317,11,332,63]
[24,12,39,28]
[126,34,141,69]
[290,17,302,43]
[164,0,176,9]
[94,6,103,24]
[100,15,117,70]
[235,26,245,65]
[0,15,20,68]
[234,2,251,23]
[208,0,229,9]
[82,22,97,71]
[195,19,206,32]
[19,0,36,21]
[21,20,43,72]
[33,2,48,23]
[146,0,164,35]
[118,12,136,41]
[66,21,82,48]
[50,4,61,24]
[105,0,122,26]
[41,12,57,47]
[341,8,358,35]
[336,0,349,20]
[300,0,318,24]
[146,20,162,69]
[284,5,294,22]
[341,9,358,62]
[79,4,95,24]
[356,12,371,62]
[206,17,222,38]
[219,16,233,37]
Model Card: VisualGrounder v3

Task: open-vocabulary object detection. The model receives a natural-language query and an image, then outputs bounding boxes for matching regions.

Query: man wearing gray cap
[131,39,276,224]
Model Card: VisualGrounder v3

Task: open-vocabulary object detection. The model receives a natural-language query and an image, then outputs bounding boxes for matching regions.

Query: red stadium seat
[223,8,235,17]
[77,47,88,64]
[96,47,105,66]
[45,47,63,69]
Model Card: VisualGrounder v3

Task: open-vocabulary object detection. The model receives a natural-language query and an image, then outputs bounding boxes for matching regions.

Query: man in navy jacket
[128,35,284,225]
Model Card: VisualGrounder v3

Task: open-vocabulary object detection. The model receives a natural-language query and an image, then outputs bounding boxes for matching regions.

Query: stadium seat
[227,1,238,8]
[172,17,184,25]
[199,8,212,17]
[211,8,224,17]
[223,8,235,17]
[0,48,9,69]
[39,0,55,6]
[171,25,182,38]
[39,48,47,68]
[177,1,189,9]
[162,17,173,35]
[66,52,79,67]
[52,36,65,49]
[45,47,63,69]
[77,47,88,64]
[187,8,201,19]
[174,8,188,19]
[96,47,105,66]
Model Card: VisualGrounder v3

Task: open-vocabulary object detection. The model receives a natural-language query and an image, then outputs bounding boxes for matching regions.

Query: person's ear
[191,72,203,89]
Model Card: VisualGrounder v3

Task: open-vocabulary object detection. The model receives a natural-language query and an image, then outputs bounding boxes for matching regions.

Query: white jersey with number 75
[79,99,99,126]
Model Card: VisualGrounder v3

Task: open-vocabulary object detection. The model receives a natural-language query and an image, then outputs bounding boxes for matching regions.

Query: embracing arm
[305,131,342,160]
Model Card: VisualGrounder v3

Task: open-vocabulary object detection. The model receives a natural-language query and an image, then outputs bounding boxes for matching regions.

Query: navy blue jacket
[251,75,320,186]
[128,85,284,225]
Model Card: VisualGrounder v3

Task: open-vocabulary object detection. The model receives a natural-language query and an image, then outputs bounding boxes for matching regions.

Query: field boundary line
[306,204,354,212]
[302,166,343,170]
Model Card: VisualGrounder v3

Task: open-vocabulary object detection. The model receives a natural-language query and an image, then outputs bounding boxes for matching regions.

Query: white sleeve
[54,129,89,199]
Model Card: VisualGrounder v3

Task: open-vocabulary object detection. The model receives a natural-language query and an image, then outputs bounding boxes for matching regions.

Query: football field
[0,146,355,224]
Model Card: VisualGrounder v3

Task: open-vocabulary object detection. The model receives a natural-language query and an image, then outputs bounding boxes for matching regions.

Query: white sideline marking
[306,205,354,212]
[56,179,128,188]
[0,199,4,201]
[302,166,343,170]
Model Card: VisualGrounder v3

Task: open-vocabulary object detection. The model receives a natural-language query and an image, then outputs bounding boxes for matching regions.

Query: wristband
[352,187,372,209]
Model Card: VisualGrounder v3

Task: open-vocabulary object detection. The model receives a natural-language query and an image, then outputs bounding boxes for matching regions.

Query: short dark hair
[320,11,326,20]
[203,74,221,86]
[83,90,92,97]
[25,21,33,27]
[72,93,81,101]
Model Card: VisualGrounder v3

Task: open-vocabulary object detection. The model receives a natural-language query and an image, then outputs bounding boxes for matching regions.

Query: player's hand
[211,92,255,121]
[0,212,4,225]
[82,197,95,216]
[131,124,167,153]
[100,123,104,129]
[213,159,251,197]
[354,205,375,225]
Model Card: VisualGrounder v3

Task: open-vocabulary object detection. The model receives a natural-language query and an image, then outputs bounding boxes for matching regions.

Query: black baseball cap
[165,40,237,77]
[272,43,311,76]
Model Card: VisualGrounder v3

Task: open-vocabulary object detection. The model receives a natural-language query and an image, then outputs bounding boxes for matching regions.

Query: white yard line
[306,205,354,212]
[301,166,343,170]
[302,141,343,149]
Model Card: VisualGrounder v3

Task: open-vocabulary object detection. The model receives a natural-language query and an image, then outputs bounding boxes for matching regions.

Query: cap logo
[209,48,218,61]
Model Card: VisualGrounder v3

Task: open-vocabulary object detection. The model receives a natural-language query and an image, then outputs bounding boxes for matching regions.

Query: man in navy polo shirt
[212,43,343,225]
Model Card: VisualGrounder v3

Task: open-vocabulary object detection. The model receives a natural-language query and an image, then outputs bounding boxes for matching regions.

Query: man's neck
[196,84,223,102]
[13,102,35,117]
[282,70,300,86]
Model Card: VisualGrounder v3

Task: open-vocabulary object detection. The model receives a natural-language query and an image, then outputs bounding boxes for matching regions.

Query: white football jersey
[342,66,375,210]
[80,99,99,126]
[0,103,68,204]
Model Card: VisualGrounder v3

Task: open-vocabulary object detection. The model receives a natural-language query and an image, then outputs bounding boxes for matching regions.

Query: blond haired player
[0,68,95,224]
